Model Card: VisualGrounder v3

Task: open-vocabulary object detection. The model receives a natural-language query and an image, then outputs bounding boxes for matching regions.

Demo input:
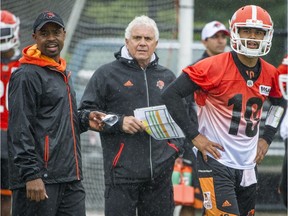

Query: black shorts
[197,151,256,216]
[12,181,86,216]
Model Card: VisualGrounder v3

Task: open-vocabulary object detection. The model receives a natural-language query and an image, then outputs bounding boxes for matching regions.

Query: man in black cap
[7,11,106,216]
[32,11,65,33]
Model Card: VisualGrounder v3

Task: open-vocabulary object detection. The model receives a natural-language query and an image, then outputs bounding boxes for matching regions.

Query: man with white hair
[79,15,182,216]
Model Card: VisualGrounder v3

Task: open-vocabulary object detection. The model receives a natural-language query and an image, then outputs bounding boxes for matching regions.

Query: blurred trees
[193,0,287,66]
[88,0,287,66]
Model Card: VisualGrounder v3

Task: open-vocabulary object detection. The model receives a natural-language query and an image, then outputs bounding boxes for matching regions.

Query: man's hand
[122,116,145,134]
[192,134,225,162]
[254,138,269,165]
[26,178,47,202]
[89,111,106,131]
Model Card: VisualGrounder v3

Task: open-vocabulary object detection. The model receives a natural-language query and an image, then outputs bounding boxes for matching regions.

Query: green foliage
[83,0,287,65]
[194,0,287,66]
[87,0,148,25]
[194,0,286,28]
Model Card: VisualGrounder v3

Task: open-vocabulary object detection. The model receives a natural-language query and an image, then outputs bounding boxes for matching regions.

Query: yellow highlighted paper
[134,105,185,140]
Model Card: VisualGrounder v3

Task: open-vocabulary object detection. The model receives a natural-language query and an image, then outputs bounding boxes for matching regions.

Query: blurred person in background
[162,5,286,216]
[196,20,230,63]
[0,10,21,216]
[178,20,230,216]
[7,11,105,216]
[79,15,182,216]
[278,55,288,208]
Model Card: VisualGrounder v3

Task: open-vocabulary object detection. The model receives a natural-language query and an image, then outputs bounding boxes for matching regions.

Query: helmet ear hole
[0,10,20,51]
[229,5,274,57]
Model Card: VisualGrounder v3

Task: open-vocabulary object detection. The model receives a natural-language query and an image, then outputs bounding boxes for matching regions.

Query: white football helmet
[279,56,288,100]
[229,5,274,57]
[0,10,20,51]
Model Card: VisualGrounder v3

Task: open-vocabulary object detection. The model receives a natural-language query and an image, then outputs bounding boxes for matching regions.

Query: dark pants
[1,130,10,191]
[1,159,10,190]
[12,181,86,216]
[105,168,175,216]
[197,152,257,216]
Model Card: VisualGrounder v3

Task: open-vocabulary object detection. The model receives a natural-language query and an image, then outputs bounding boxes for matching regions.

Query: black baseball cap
[33,11,65,33]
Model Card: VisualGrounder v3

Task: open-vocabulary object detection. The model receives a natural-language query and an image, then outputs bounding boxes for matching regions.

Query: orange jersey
[183,52,282,169]
[1,56,20,130]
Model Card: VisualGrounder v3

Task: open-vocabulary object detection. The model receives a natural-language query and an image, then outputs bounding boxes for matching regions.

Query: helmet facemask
[230,23,273,57]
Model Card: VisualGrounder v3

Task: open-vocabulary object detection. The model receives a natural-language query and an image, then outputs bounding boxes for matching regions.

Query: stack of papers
[134,105,185,140]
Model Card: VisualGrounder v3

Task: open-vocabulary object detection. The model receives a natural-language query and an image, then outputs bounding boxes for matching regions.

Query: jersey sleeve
[266,62,284,99]
[182,53,229,91]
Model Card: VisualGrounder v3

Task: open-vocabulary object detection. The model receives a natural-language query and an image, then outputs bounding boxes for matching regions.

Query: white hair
[125,15,159,41]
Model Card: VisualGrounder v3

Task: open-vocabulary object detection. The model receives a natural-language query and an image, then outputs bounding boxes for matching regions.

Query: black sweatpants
[12,181,86,216]
[105,167,175,216]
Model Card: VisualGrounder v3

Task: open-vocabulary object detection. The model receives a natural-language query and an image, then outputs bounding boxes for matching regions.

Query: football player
[0,10,21,216]
[162,5,287,216]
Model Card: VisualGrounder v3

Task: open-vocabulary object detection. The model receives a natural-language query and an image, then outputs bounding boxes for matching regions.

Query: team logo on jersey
[259,85,271,96]
[247,80,254,87]
[156,80,164,90]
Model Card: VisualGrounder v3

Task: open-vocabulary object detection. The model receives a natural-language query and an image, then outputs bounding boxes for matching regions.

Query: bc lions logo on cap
[45,12,56,19]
